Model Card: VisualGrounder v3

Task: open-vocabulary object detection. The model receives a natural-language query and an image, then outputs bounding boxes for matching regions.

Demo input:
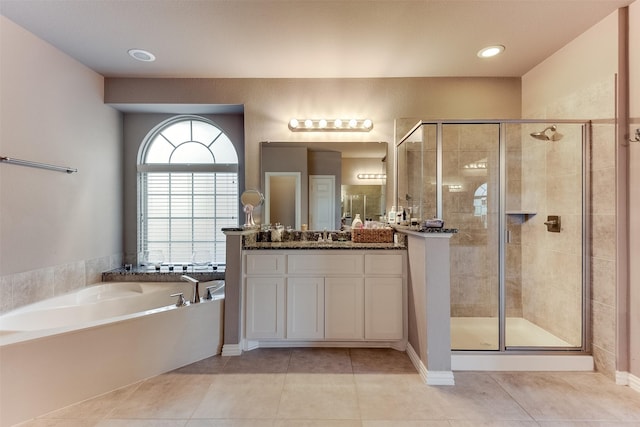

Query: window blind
[140,171,237,265]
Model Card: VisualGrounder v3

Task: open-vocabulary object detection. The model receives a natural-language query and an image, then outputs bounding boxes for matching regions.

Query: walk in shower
[397,120,590,355]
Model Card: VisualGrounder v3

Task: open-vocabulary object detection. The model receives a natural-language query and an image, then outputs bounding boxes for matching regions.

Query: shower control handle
[544,215,561,233]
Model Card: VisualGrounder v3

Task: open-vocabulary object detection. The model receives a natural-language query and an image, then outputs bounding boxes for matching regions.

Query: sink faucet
[181,275,200,303]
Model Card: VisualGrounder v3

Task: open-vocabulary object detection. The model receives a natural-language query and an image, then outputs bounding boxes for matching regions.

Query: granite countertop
[243,241,406,250]
[102,266,225,282]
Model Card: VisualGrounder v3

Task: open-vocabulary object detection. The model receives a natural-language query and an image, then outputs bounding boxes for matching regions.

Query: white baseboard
[221,343,242,356]
[452,353,593,371]
[406,343,455,386]
[616,371,640,393]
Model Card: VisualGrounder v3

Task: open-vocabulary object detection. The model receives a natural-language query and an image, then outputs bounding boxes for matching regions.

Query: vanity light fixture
[477,45,505,58]
[288,118,373,132]
[357,173,386,180]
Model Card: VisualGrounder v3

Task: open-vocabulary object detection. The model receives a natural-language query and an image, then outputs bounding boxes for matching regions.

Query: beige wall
[0,17,123,312]
[105,77,522,195]
[522,8,631,379]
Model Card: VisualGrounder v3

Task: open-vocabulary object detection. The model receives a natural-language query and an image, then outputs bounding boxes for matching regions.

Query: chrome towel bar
[0,156,77,174]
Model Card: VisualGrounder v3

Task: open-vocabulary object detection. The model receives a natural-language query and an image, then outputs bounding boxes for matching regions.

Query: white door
[309,175,335,230]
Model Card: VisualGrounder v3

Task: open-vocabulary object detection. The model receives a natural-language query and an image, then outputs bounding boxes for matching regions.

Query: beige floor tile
[191,374,285,419]
[40,382,141,420]
[550,372,640,422]
[362,421,450,427]
[277,376,360,420]
[447,422,540,427]
[288,348,353,374]
[15,420,99,427]
[186,420,275,427]
[356,376,449,420]
[172,355,230,375]
[491,372,626,422]
[350,348,416,374]
[274,421,362,427]
[95,420,188,427]
[108,374,212,419]
[222,348,291,374]
[430,372,533,421]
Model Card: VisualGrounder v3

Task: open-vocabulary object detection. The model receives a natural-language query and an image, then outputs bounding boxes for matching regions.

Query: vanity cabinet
[245,254,285,339]
[244,250,405,346]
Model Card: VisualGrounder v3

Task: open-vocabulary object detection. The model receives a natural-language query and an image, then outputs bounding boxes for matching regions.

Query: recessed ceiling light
[128,49,156,62]
[477,45,505,58]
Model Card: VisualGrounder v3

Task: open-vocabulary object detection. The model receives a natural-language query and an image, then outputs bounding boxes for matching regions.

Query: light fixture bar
[289,118,373,132]
[357,173,386,179]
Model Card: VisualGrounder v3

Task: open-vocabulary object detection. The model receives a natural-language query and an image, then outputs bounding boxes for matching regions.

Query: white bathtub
[0,281,224,427]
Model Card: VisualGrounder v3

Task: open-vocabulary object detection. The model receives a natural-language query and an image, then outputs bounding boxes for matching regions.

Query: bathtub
[0,281,224,427]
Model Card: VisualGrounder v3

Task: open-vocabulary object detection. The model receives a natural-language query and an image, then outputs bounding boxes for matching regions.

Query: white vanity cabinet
[364,254,404,340]
[245,254,285,339]
[243,250,406,347]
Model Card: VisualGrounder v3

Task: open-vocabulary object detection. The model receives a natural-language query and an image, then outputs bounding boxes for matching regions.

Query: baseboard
[452,353,593,371]
[406,343,455,386]
[221,343,242,356]
[616,371,640,393]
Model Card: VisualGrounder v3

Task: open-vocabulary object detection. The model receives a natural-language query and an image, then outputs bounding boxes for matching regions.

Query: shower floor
[451,316,574,350]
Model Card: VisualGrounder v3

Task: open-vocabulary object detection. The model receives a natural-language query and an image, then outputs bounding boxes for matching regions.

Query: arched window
[474,182,488,228]
[137,116,238,266]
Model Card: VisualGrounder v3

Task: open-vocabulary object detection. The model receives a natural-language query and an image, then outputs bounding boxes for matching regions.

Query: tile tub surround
[0,253,122,315]
[21,348,640,426]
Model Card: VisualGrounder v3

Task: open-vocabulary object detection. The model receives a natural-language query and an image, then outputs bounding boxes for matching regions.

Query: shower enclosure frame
[396,119,592,355]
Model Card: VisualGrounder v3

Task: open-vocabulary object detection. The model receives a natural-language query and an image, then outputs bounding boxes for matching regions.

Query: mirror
[240,189,264,227]
[261,141,387,230]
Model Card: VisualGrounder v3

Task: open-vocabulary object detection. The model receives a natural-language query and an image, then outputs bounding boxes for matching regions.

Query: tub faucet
[181,275,200,303]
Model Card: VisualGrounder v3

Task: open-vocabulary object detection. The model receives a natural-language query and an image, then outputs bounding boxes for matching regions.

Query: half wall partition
[397,120,590,354]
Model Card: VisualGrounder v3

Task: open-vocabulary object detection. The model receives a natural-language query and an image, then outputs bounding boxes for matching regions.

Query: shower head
[530,125,563,141]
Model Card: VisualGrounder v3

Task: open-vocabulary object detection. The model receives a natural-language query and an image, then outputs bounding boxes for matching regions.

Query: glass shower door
[503,123,585,349]
[445,123,501,350]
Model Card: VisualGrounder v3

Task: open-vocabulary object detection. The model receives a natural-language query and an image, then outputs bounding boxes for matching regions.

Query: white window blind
[140,172,237,264]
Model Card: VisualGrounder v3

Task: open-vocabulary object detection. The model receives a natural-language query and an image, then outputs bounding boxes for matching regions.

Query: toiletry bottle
[351,214,363,229]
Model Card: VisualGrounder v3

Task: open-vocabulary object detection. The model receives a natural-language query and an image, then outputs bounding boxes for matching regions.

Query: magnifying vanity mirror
[240,189,264,228]
[260,141,387,230]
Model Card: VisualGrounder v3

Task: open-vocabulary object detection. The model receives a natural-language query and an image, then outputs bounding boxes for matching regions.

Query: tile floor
[18,348,640,427]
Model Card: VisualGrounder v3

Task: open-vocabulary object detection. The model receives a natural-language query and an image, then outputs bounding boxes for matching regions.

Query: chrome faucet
[181,275,200,303]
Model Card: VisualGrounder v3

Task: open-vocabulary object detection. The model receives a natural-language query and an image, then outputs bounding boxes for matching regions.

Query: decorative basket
[351,228,394,243]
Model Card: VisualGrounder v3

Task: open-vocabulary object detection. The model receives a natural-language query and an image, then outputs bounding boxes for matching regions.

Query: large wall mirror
[260,141,388,230]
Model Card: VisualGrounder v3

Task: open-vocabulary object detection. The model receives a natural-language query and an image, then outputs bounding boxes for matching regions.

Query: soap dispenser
[351,214,363,229]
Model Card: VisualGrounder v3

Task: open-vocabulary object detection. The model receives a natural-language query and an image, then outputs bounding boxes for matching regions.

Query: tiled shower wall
[0,253,122,315]
[520,123,584,347]
[525,77,618,378]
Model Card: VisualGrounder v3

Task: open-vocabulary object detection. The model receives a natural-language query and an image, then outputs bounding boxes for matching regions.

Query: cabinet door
[246,277,285,339]
[287,277,324,340]
[325,277,364,340]
[365,277,403,340]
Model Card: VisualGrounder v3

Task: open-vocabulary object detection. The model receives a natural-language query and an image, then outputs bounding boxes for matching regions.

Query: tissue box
[351,228,394,243]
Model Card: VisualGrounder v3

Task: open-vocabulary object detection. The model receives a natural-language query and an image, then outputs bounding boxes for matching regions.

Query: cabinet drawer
[288,254,363,275]
[365,254,403,275]
[246,254,285,275]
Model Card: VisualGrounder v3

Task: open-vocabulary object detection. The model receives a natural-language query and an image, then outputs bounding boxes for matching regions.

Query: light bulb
[289,118,299,129]
[319,119,327,128]
[304,119,313,128]
[334,119,343,128]
[363,119,373,129]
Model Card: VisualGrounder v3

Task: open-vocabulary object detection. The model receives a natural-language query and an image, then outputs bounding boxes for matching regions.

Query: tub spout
[181,275,200,303]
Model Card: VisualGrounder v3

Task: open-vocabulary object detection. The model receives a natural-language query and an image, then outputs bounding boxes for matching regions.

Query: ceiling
[0,0,633,79]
